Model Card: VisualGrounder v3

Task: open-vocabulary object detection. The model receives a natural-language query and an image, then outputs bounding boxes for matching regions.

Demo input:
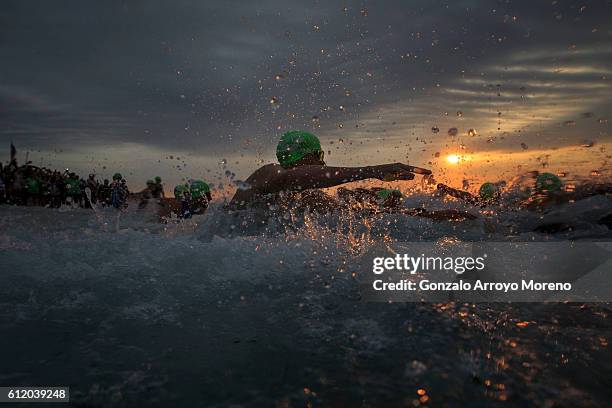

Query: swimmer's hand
[369,163,432,181]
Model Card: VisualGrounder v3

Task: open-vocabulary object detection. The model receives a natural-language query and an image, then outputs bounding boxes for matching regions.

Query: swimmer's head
[276,130,325,168]
[535,172,562,194]
[174,184,190,198]
[376,188,402,200]
[189,180,210,199]
[479,182,497,200]
[376,188,403,208]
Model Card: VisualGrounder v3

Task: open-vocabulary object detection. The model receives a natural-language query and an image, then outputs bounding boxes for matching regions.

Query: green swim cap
[174,184,190,198]
[535,173,562,193]
[66,178,81,195]
[113,173,122,181]
[26,178,41,195]
[376,189,402,200]
[154,176,162,183]
[276,130,322,167]
[189,180,210,198]
[479,182,497,200]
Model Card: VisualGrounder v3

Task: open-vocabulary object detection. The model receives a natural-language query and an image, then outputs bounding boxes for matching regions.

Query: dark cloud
[1,0,611,180]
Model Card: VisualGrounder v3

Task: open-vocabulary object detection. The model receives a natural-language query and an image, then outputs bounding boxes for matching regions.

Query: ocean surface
[0,188,611,407]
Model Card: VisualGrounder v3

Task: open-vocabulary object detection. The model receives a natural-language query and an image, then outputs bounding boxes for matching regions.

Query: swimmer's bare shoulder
[229,164,282,208]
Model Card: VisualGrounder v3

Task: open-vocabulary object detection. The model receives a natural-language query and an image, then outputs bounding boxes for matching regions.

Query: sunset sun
[446,154,461,164]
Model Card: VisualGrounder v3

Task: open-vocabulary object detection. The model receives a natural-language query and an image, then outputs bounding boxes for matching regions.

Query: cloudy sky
[1,0,611,190]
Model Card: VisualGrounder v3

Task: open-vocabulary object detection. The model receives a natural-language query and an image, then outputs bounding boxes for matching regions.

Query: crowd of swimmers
[0,161,130,209]
[2,130,610,224]
[0,153,213,220]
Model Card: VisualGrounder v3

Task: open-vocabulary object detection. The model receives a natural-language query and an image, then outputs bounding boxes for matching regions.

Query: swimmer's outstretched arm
[437,183,480,205]
[270,163,431,192]
[228,163,431,208]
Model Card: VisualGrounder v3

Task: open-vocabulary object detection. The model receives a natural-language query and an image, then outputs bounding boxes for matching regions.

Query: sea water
[0,187,611,406]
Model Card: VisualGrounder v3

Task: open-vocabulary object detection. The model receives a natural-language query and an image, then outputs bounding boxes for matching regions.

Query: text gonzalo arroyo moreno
[371,254,572,292]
